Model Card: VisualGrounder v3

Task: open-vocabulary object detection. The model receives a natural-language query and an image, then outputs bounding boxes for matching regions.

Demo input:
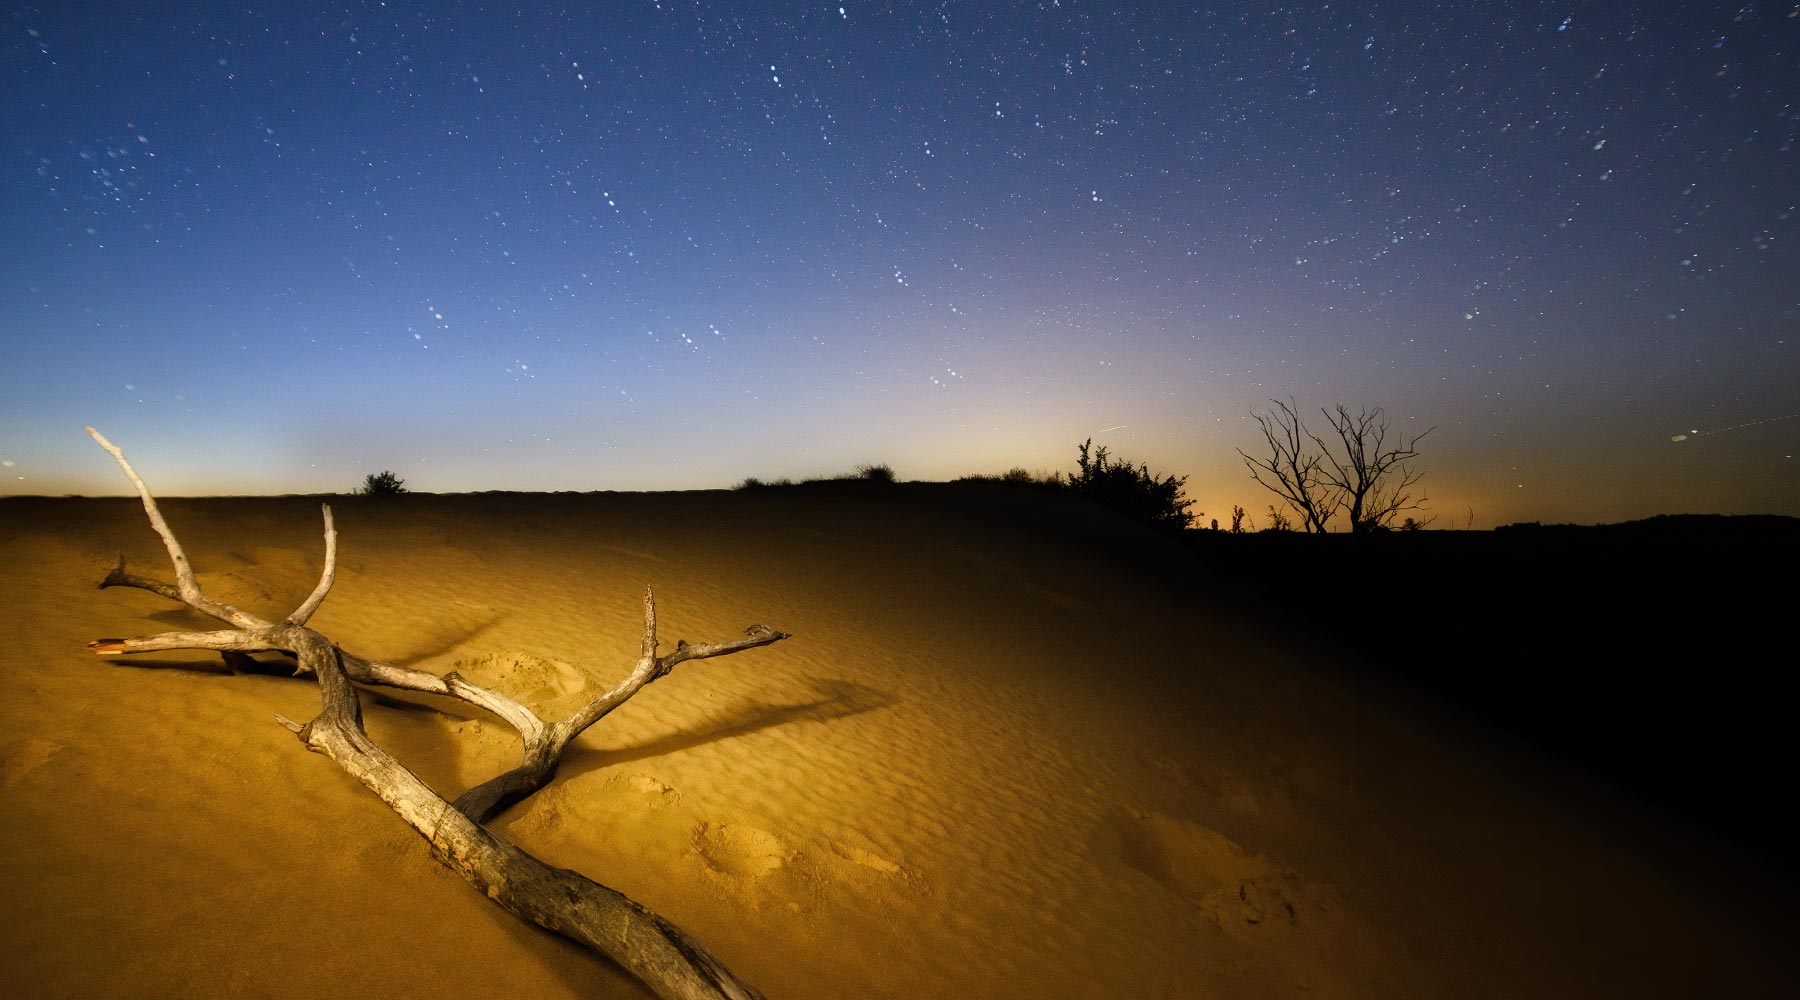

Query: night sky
[4,2,1796,524]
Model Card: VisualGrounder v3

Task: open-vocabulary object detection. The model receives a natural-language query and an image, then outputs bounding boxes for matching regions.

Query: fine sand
[1,486,1793,998]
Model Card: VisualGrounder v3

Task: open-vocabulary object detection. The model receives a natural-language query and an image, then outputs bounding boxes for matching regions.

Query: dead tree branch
[1237,398,1340,533]
[82,428,789,1000]
[1313,405,1433,533]
[86,429,271,630]
[454,599,787,824]
[284,504,336,626]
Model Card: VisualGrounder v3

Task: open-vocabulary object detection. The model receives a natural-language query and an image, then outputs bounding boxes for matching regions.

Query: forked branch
[83,429,789,1000]
[453,592,788,824]
[1237,399,1339,533]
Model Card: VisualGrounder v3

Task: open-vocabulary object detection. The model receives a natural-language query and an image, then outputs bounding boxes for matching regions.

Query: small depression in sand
[451,650,589,715]
[616,772,679,803]
[832,842,904,876]
[694,822,789,879]
[1092,807,1314,929]
[0,737,67,789]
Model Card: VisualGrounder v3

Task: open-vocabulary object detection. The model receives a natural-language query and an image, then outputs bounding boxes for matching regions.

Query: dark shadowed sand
[2,485,1793,998]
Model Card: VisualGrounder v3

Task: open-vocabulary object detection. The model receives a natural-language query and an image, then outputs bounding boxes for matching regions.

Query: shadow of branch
[381,611,509,667]
[564,677,895,775]
[95,607,506,717]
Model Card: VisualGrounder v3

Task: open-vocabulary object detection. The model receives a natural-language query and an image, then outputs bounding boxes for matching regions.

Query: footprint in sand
[522,770,686,847]
[694,822,790,879]
[0,737,66,788]
[832,842,905,877]
[451,651,589,715]
[1091,808,1320,931]
[618,773,680,802]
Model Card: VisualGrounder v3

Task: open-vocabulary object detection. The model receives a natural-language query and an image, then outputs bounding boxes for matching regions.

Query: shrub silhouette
[1067,438,1195,531]
[956,467,1061,487]
[737,464,890,488]
[357,470,407,496]
[1003,467,1059,485]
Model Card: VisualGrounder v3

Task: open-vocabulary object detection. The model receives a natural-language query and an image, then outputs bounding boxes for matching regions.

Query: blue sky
[4,2,1795,523]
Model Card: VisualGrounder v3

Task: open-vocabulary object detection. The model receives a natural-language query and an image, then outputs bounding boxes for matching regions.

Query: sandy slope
[1,486,1792,999]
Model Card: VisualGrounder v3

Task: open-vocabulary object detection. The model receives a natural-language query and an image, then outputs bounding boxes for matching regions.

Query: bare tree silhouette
[1238,399,1337,533]
[1240,400,1433,534]
[1317,405,1433,533]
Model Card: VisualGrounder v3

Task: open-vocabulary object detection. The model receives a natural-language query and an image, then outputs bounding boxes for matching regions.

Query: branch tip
[641,586,658,659]
[88,639,127,655]
[88,427,268,630]
[285,502,339,625]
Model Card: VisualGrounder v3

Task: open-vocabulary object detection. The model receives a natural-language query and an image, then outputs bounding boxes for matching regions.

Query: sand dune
[1,486,1792,998]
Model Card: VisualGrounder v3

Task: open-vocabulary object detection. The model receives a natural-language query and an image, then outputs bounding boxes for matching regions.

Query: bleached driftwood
[84,428,788,1000]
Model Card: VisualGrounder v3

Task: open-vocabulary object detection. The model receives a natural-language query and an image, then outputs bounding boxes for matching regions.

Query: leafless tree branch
[83,429,788,1000]
[1316,405,1433,533]
[453,588,789,825]
[284,504,336,626]
[1237,398,1340,533]
[85,427,270,630]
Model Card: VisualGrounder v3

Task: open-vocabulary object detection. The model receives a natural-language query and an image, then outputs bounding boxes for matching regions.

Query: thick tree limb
[83,430,787,1000]
[288,629,763,1000]
[87,629,278,656]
